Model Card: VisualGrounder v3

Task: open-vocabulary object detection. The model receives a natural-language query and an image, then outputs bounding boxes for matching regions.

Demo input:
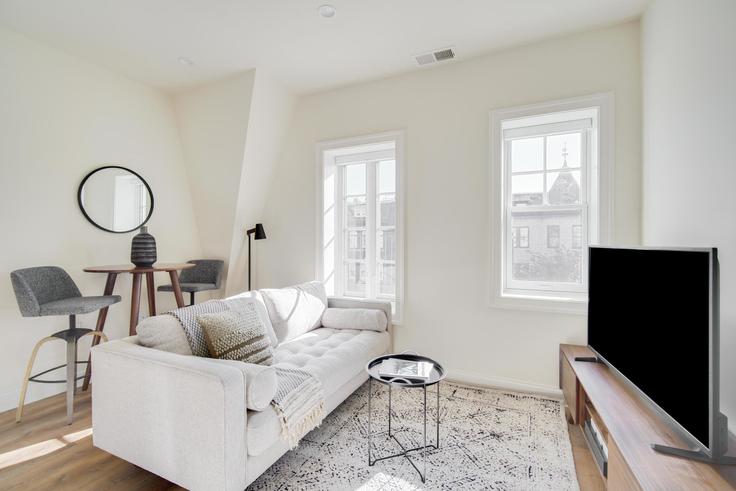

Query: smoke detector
[414,47,456,66]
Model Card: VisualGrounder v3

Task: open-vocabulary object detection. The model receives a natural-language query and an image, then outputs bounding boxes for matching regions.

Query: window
[512,226,529,248]
[318,132,404,321]
[547,225,560,249]
[490,94,613,311]
[572,225,582,249]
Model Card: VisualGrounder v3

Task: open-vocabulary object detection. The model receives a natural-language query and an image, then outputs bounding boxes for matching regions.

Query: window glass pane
[512,226,529,248]
[511,137,543,173]
[345,262,366,294]
[378,160,395,193]
[346,230,366,259]
[346,196,366,227]
[572,225,583,249]
[546,170,581,205]
[511,174,543,206]
[547,225,560,248]
[378,263,396,296]
[547,133,581,169]
[510,209,583,284]
[378,194,396,227]
[377,229,396,261]
[345,163,366,195]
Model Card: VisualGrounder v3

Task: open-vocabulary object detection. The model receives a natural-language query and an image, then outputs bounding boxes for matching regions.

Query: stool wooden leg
[82,272,117,391]
[16,336,55,423]
[81,331,109,343]
[66,338,77,425]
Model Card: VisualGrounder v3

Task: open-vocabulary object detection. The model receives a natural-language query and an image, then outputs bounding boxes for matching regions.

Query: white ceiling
[0,0,649,94]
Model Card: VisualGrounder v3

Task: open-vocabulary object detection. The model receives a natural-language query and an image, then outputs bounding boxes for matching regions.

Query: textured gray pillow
[198,310,274,365]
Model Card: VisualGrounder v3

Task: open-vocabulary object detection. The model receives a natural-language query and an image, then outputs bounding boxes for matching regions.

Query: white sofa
[91,291,392,491]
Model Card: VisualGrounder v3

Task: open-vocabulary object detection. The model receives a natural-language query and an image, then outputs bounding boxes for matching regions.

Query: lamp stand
[246,223,266,291]
[247,232,252,291]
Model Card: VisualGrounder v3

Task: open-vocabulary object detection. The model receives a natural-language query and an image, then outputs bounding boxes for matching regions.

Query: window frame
[490,94,614,314]
[316,131,405,322]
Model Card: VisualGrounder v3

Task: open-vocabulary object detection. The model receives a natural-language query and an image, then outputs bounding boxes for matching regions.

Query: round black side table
[365,353,446,483]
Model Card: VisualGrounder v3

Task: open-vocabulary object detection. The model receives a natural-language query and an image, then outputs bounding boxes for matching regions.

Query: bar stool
[10,266,121,424]
[158,259,224,305]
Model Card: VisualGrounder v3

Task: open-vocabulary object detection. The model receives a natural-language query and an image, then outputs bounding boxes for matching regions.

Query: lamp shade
[253,223,266,240]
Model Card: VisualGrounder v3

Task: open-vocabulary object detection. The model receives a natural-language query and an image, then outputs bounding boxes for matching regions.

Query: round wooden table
[81,263,194,390]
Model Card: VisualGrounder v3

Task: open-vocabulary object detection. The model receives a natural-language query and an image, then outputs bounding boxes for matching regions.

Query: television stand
[573,356,600,363]
[560,344,736,489]
[652,444,736,465]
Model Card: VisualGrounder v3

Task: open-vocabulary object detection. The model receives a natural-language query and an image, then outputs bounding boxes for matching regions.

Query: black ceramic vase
[131,226,157,267]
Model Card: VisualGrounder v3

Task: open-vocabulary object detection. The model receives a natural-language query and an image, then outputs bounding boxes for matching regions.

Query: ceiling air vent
[414,47,456,66]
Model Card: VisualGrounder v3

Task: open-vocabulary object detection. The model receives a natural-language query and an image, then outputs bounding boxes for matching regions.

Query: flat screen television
[587,246,731,463]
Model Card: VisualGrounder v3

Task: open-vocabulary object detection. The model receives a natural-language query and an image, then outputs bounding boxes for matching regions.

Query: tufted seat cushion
[246,327,390,456]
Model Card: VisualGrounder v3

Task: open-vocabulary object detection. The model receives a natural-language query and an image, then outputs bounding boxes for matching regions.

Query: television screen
[588,247,713,448]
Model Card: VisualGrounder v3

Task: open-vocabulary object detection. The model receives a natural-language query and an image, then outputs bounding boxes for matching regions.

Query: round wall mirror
[78,166,154,233]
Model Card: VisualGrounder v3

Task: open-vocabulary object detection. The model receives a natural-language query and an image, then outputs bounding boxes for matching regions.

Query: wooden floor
[0,390,603,490]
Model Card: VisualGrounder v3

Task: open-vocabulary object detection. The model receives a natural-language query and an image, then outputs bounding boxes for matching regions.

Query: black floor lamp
[246,223,266,290]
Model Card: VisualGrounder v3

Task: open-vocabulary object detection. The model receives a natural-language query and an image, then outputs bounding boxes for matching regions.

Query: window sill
[491,292,587,315]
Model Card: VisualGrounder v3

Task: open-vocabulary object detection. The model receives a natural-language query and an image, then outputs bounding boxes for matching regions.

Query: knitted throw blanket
[168,300,227,356]
[168,300,325,447]
[272,367,325,448]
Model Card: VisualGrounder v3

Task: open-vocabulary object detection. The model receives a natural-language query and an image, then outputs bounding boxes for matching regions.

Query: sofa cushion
[259,281,328,344]
[224,292,278,347]
[136,314,193,355]
[246,327,390,456]
[198,310,274,365]
[321,308,388,332]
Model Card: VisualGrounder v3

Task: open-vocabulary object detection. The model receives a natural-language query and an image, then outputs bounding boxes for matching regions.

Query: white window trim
[315,130,405,323]
[489,93,614,315]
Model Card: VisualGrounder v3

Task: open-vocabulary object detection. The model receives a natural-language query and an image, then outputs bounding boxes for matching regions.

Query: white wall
[173,70,295,296]
[642,0,736,433]
[260,22,642,393]
[225,72,295,295]
[0,27,202,411]
[173,71,255,292]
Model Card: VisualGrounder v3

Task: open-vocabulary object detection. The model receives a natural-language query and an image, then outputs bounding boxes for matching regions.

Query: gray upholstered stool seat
[157,259,223,305]
[10,266,120,425]
[158,282,215,293]
[39,295,121,316]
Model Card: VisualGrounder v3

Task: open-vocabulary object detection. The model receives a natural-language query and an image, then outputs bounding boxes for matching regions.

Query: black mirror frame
[77,165,154,234]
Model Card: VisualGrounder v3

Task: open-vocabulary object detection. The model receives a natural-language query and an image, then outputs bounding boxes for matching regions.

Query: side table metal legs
[367,379,441,483]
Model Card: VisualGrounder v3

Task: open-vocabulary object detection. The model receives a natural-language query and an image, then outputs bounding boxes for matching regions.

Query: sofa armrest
[91,339,247,491]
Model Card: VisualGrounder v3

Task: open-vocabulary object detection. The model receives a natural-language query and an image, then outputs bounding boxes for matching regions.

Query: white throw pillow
[224,292,278,347]
[136,315,193,355]
[259,281,328,344]
[321,308,388,332]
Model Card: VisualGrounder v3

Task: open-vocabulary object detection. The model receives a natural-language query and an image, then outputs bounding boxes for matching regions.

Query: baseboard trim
[446,368,563,399]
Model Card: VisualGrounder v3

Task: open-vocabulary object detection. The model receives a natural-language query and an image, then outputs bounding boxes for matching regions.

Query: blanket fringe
[275,399,326,449]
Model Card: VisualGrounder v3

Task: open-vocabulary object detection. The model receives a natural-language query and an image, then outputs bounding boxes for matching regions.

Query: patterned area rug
[249,381,579,490]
